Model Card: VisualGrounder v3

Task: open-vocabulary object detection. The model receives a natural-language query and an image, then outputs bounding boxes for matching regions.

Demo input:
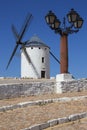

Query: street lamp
[45,8,84,74]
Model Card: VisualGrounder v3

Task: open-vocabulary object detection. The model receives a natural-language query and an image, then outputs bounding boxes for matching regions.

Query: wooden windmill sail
[6,13,33,69]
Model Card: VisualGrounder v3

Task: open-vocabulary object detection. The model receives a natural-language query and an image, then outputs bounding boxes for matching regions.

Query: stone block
[48,119,58,127]
[39,122,50,129]
[55,82,63,94]
[68,114,79,121]
[56,74,74,82]
[78,112,87,119]
[58,117,69,124]
[29,124,40,130]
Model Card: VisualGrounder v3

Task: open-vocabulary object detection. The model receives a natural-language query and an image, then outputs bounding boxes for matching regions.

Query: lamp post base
[56,73,74,82]
[55,73,74,93]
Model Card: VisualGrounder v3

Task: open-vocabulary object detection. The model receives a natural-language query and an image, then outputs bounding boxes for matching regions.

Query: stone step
[0,95,87,112]
[23,112,87,130]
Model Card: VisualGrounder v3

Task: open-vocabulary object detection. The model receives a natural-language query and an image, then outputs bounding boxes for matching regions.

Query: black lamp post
[45,8,84,74]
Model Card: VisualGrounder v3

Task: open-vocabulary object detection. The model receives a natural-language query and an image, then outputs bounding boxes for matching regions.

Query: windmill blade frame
[50,51,60,64]
[6,44,19,69]
[21,45,31,63]
[6,12,33,69]
[12,24,19,41]
[18,13,33,42]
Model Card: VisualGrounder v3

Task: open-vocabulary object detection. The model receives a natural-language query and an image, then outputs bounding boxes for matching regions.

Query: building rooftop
[25,35,50,48]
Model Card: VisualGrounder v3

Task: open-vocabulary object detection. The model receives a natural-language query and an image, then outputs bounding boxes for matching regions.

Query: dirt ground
[0,91,87,130]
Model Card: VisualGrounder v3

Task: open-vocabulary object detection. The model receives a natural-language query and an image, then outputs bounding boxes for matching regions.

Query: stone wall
[1,78,87,99]
[55,78,87,93]
[0,81,55,99]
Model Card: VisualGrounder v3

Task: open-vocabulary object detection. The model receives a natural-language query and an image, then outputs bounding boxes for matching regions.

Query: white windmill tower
[6,13,50,79]
[21,35,50,78]
[6,13,61,78]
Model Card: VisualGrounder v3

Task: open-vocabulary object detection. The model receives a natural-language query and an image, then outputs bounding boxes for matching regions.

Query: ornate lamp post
[45,9,84,74]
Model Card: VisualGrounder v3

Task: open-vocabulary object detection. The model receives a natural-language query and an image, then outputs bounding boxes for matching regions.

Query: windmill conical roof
[25,35,50,48]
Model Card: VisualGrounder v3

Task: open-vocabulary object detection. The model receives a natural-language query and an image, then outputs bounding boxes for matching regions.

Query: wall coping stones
[22,112,87,130]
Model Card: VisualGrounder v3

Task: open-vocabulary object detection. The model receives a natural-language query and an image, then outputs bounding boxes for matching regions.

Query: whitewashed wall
[21,46,50,78]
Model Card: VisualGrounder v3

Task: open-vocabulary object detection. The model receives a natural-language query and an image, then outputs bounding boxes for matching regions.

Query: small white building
[21,35,50,79]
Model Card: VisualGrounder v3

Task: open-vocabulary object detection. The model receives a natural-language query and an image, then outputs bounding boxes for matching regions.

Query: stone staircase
[0,92,87,130]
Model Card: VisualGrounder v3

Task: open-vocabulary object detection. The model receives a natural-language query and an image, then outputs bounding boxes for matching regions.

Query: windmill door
[41,71,45,78]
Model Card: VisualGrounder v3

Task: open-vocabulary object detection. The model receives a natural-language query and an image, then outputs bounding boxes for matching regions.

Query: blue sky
[0,0,87,78]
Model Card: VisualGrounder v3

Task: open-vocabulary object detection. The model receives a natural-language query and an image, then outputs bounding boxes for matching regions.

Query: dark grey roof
[25,35,50,48]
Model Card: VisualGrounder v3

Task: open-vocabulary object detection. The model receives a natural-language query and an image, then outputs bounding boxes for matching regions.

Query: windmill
[6,13,33,70]
[6,12,65,79]
[6,13,51,78]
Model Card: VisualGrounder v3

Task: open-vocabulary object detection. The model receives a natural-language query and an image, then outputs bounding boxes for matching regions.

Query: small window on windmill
[42,57,44,63]
[39,47,41,49]
[31,47,33,49]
